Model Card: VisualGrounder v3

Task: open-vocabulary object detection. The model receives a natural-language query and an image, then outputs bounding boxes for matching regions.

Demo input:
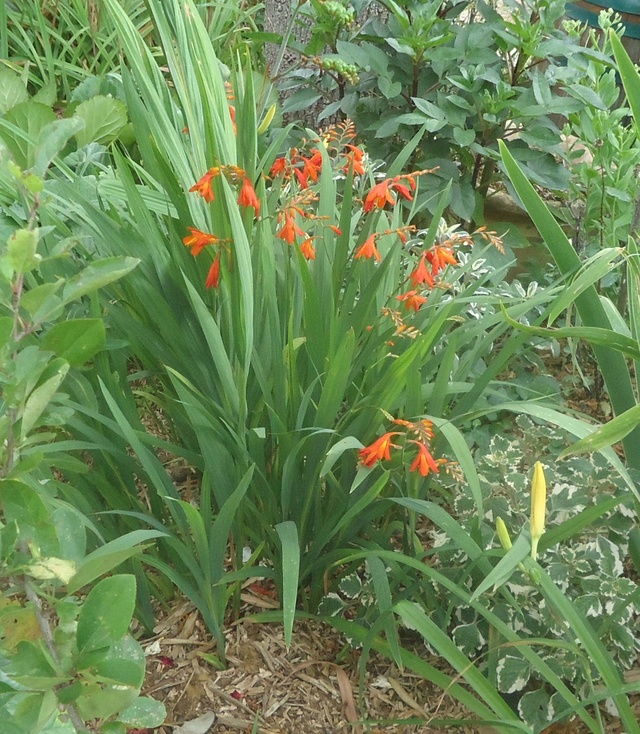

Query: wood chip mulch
[138,597,502,734]
[136,594,640,734]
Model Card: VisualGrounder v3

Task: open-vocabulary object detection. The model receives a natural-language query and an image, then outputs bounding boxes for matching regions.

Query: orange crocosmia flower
[392,178,413,202]
[189,168,219,203]
[329,225,342,235]
[359,432,401,468]
[270,157,288,177]
[300,238,316,260]
[182,227,219,257]
[238,177,260,216]
[299,149,323,185]
[228,105,237,133]
[427,245,457,277]
[409,252,435,288]
[363,179,395,212]
[344,144,365,176]
[277,211,306,244]
[205,253,221,289]
[355,233,381,262]
[397,290,427,312]
[408,441,440,477]
[293,167,309,189]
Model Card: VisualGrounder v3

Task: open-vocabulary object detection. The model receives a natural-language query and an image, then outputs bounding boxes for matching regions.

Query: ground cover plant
[1,1,640,733]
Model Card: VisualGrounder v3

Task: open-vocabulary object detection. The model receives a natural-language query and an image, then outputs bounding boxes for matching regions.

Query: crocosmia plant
[70,0,526,647]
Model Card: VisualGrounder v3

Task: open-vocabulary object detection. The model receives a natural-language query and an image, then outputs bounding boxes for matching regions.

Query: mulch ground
[136,592,638,734]
[139,600,498,734]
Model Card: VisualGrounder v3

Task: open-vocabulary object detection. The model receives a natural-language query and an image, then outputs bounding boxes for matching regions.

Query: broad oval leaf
[76,574,136,653]
[41,319,106,367]
[73,95,128,147]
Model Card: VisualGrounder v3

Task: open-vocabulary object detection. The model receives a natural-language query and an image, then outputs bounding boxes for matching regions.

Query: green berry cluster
[322,1,355,26]
[322,58,359,85]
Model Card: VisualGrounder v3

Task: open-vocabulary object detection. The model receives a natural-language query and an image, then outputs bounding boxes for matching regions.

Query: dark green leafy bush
[277,0,614,221]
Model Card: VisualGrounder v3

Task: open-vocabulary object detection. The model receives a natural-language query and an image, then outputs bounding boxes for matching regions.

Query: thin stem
[617,177,640,317]
[1,273,25,479]
[269,0,306,82]
[22,577,87,733]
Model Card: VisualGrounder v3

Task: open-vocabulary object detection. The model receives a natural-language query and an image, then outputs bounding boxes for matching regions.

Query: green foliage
[1,0,260,109]
[319,415,640,730]
[499,137,640,465]
[0,147,163,731]
[2,1,639,730]
[276,0,607,220]
[0,576,165,733]
[2,0,149,100]
[0,67,131,173]
[48,0,606,668]
[445,418,638,726]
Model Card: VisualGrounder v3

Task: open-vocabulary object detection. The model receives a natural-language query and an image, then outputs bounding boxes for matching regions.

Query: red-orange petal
[300,238,316,260]
[238,177,260,216]
[205,253,221,289]
[355,233,381,262]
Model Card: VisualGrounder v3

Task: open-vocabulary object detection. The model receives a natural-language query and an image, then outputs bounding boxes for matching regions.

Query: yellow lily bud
[496,516,512,551]
[257,103,277,135]
[530,461,547,560]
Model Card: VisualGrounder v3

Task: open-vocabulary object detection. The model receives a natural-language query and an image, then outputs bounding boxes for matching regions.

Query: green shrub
[274,0,609,221]
[0,148,164,732]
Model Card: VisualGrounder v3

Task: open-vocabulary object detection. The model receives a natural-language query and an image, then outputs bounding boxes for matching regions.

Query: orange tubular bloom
[397,290,427,312]
[344,144,365,176]
[183,227,219,256]
[270,157,288,177]
[238,177,260,216]
[392,178,413,202]
[189,168,220,203]
[364,179,395,212]
[277,211,307,244]
[359,432,401,468]
[302,149,323,183]
[427,245,457,277]
[293,168,309,189]
[205,253,221,289]
[300,238,316,260]
[409,252,435,288]
[409,441,440,477]
[355,233,381,262]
